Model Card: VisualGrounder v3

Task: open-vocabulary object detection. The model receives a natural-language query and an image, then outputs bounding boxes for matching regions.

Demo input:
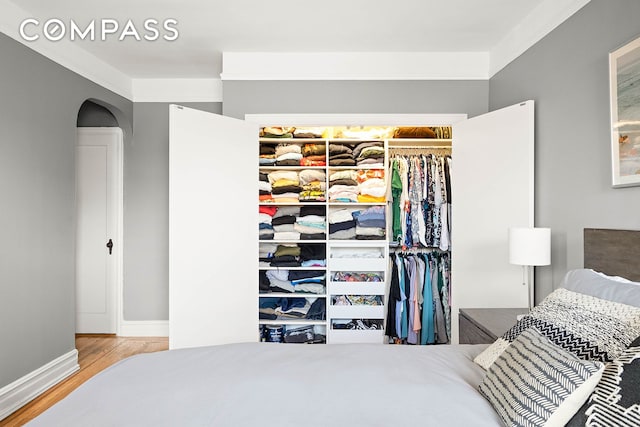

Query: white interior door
[76,127,122,334]
[169,105,258,349]
[450,101,534,343]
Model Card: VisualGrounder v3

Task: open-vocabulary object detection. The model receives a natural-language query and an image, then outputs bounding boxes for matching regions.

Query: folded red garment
[300,158,327,167]
[259,206,278,216]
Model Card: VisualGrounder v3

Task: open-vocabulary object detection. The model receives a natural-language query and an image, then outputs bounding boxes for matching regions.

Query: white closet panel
[169,105,258,349]
[450,100,534,344]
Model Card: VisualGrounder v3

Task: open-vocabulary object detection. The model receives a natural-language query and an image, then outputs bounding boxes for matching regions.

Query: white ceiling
[0,0,591,100]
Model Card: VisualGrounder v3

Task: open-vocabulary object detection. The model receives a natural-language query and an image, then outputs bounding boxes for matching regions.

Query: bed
[27,228,640,427]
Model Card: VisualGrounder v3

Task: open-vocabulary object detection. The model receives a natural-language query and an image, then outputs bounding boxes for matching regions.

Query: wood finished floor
[1,335,169,427]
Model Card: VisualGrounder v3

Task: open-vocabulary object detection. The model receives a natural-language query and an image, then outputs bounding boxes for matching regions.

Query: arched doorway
[75,100,123,334]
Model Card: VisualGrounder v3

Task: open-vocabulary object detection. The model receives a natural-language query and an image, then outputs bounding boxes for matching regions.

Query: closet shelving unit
[259,131,390,344]
[259,136,328,343]
[326,137,388,344]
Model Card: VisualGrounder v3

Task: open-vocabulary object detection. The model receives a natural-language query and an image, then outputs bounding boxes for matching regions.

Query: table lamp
[509,227,551,309]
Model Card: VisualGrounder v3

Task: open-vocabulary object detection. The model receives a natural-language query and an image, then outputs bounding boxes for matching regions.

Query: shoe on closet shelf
[356,319,368,330]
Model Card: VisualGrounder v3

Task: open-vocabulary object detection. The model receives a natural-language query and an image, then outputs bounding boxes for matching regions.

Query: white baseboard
[119,320,169,337]
[0,349,79,421]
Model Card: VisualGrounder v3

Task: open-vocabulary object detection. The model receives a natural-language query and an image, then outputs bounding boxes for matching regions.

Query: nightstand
[459,308,529,344]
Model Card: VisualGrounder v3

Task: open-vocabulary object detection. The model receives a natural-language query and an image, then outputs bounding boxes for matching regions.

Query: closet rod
[389,242,448,253]
[388,145,451,149]
[389,247,448,255]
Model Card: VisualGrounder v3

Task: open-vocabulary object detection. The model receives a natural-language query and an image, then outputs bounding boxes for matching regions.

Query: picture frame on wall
[610,35,640,187]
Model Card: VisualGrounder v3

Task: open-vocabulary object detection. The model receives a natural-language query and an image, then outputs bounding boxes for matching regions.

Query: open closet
[257,125,454,345]
[169,103,535,350]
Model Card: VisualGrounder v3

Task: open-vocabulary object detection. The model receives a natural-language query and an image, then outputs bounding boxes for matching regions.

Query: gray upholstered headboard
[584,228,640,282]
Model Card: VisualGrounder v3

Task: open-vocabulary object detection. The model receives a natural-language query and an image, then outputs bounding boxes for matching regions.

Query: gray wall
[125,102,221,320]
[489,0,640,302]
[0,33,132,388]
[223,80,489,119]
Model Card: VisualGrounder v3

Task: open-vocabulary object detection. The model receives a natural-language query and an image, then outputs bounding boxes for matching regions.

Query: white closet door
[450,101,534,344]
[76,128,121,334]
[169,105,258,349]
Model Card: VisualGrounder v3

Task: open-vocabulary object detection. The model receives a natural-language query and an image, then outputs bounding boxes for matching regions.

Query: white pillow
[479,327,604,427]
[561,269,640,307]
[593,270,635,283]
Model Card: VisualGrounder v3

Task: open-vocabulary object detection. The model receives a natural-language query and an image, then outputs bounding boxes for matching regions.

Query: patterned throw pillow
[479,327,604,427]
[474,288,640,370]
[566,337,640,426]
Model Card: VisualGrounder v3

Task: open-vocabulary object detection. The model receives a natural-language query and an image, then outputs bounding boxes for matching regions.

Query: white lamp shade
[509,227,551,266]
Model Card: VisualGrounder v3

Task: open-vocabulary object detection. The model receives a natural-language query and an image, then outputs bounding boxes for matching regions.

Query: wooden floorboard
[1,335,168,427]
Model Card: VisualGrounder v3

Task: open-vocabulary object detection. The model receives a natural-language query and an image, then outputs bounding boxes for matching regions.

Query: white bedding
[28,343,501,427]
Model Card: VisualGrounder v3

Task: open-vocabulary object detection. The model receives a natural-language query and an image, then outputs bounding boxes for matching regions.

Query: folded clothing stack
[259,242,326,267]
[328,143,356,166]
[328,208,358,240]
[272,206,301,239]
[298,169,326,202]
[258,243,278,267]
[269,244,302,267]
[327,169,386,203]
[300,143,326,167]
[259,171,274,203]
[292,128,323,138]
[299,243,326,263]
[260,126,295,138]
[294,205,326,240]
[259,297,309,319]
[259,269,325,294]
[258,205,277,240]
[328,170,358,203]
[259,297,325,320]
[353,141,384,167]
[356,169,386,203]
[355,206,386,240]
[259,144,277,166]
[313,207,388,240]
[268,170,301,204]
[275,143,303,166]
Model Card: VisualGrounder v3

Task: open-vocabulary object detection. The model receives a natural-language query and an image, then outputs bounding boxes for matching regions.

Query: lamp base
[522,264,534,310]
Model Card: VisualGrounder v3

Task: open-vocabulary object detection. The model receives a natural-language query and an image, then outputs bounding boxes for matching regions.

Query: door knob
[106,239,113,255]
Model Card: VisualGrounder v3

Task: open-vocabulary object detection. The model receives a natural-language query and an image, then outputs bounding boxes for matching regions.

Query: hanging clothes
[405,255,418,345]
[384,256,400,338]
[395,254,408,340]
[400,255,409,340]
[420,254,435,345]
[431,256,448,344]
[384,251,451,345]
[389,154,451,250]
[391,161,403,242]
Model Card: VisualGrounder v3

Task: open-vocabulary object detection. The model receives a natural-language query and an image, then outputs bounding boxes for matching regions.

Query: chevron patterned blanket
[474,288,640,370]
